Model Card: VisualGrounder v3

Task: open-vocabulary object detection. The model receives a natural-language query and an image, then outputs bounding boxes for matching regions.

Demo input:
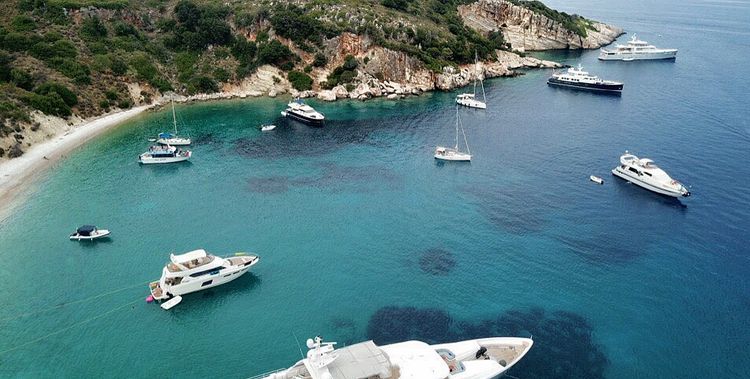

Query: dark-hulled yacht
[547,65,623,93]
[281,99,325,126]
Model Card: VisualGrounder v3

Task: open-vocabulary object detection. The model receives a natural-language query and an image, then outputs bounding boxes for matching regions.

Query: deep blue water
[1,0,749,377]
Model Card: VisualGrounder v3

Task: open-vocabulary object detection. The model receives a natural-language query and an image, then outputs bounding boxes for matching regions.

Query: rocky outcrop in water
[458,0,623,51]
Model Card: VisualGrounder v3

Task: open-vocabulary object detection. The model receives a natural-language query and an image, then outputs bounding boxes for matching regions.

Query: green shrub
[105,89,119,101]
[231,38,257,66]
[117,99,132,109]
[270,5,325,46]
[11,69,34,91]
[303,65,312,73]
[257,39,295,67]
[47,58,91,84]
[312,52,327,67]
[381,0,409,11]
[213,67,230,82]
[188,76,218,94]
[110,56,128,76]
[129,53,157,81]
[113,21,139,37]
[3,33,31,52]
[80,16,108,39]
[0,52,12,82]
[34,82,78,107]
[24,92,71,117]
[11,16,36,32]
[288,70,312,91]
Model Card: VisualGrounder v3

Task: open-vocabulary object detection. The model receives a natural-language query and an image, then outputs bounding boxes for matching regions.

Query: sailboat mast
[171,98,177,134]
[455,107,460,150]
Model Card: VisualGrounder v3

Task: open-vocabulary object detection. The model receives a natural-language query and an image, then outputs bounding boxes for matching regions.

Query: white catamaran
[156,99,191,146]
[435,107,472,162]
[456,53,487,109]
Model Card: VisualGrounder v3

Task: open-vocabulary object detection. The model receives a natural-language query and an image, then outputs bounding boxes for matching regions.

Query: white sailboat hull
[456,97,486,109]
[435,147,471,161]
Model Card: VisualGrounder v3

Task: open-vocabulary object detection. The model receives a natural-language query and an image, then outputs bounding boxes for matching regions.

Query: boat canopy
[158,132,174,139]
[77,225,96,235]
[171,249,207,264]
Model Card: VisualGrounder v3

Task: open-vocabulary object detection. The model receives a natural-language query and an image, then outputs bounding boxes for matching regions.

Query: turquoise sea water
[1,0,749,377]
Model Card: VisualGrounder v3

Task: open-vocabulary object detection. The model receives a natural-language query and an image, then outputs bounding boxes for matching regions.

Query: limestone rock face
[458,0,623,51]
[317,90,337,101]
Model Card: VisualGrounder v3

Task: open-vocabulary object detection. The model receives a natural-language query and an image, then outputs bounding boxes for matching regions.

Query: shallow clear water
[1,0,749,377]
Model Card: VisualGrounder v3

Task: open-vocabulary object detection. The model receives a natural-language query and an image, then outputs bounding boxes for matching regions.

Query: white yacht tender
[599,34,677,61]
[254,335,533,379]
[435,107,472,162]
[138,144,191,164]
[156,99,191,146]
[148,249,259,301]
[282,99,325,126]
[612,151,690,197]
[69,225,110,240]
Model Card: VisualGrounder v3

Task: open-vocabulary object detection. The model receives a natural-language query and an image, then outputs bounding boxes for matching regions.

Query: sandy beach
[0,105,154,222]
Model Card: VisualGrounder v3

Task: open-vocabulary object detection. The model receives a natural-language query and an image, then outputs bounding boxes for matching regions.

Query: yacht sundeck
[138,145,191,164]
[69,225,110,240]
[612,151,690,197]
[148,249,259,301]
[599,34,678,61]
[282,99,325,126]
[252,335,533,379]
[547,65,623,93]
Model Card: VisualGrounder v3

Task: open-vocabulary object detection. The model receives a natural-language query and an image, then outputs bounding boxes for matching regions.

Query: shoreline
[0,53,561,223]
[0,105,154,223]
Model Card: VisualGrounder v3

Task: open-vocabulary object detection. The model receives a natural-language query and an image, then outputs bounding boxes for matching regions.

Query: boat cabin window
[628,167,640,175]
[201,280,213,287]
[190,266,225,277]
[643,172,652,176]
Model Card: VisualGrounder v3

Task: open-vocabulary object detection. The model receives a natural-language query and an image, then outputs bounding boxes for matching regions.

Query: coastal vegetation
[0,0,602,156]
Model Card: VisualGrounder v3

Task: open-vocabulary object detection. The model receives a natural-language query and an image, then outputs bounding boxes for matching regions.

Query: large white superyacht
[252,335,533,379]
[611,151,690,197]
[599,34,677,61]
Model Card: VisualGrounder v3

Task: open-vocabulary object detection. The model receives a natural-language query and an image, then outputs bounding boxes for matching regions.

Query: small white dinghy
[590,175,604,185]
[261,124,277,131]
[161,295,182,310]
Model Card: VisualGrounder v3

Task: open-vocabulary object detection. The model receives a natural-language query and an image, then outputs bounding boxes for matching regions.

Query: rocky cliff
[458,0,623,51]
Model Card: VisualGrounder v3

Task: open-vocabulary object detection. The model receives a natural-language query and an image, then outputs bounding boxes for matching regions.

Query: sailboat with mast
[156,98,191,146]
[456,52,487,109]
[435,107,472,162]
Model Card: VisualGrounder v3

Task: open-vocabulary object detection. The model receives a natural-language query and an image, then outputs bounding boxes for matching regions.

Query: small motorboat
[261,124,277,132]
[590,175,604,185]
[69,225,111,241]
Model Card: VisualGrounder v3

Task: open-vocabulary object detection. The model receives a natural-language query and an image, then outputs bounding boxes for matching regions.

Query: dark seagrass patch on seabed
[366,306,608,379]
[463,184,554,235]
[247,176,291,194]
[418,248,456,275]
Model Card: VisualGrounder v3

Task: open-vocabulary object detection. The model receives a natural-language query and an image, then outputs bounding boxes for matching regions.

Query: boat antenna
[292,332,305,359]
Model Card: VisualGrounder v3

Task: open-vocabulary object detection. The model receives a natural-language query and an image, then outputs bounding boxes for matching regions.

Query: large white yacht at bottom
[253,335,533,379]
[612,151,690,197]
[599,34,677,61]
[149,249,259,300]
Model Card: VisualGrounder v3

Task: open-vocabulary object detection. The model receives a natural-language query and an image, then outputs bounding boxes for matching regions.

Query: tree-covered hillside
[0,0,587,157]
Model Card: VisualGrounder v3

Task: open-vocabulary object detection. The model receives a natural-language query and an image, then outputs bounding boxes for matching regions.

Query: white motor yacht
[282,99,325,126]
[69,225,110,240]
[138,144,191,164]
[149,249,259,301]
[156,99,191,145]
[599,34,677,61]
[612,151,690,197]
[252,335,533,379]
[435,107,472,162]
